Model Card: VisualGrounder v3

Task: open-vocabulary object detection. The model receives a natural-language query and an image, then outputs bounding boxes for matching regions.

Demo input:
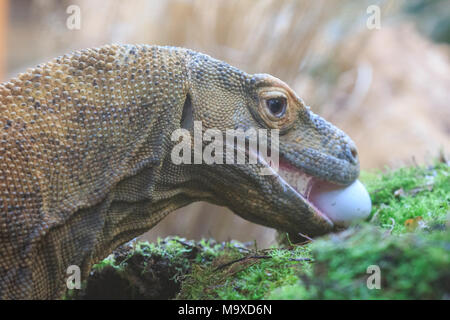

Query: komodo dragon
[0,44,362,299]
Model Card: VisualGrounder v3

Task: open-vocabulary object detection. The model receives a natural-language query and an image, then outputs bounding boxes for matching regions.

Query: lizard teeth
[277,168,313,198]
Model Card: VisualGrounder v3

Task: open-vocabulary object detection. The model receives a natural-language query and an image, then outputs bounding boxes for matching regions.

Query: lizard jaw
[249,148,333,226]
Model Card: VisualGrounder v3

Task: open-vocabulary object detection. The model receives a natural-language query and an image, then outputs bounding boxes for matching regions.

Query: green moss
[178,225,449,300]
[177,245,313,300]
[269,226,449,299]
[74,237,231,299]
[91,254,120,271]
[361,162,449,233]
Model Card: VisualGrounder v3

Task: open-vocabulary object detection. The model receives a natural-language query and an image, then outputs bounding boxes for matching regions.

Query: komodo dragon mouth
[246,151,372,238]
[277,158,334,226]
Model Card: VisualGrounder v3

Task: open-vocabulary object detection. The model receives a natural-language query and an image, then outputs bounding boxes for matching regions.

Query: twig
[250,255,272,259]
[298,232,315,242]
[214,254,311,271]
[288,258,312,262]
[231,244,252,252]
[214,255,271,271]
[214,256,250,271]
[383,218,396,237]
[370,208,381,223]
[174,239,195,248]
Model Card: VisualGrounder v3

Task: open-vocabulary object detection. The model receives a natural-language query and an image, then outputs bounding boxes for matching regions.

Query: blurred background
[1,0,449,247]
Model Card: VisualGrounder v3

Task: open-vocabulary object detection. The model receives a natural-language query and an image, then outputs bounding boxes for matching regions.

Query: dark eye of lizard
[266,98,287,117]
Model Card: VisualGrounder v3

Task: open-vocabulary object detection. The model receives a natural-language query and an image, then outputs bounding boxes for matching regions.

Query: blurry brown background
[1,0,449,247]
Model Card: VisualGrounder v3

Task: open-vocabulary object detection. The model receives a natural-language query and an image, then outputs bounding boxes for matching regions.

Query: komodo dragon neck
[0,44,361,299]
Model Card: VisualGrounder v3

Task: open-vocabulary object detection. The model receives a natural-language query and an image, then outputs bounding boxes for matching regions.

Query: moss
[78,162,449,299]
[177,244,313,300]
[361,162,449,233]
[71,237,227,299]
[269,226,449,299]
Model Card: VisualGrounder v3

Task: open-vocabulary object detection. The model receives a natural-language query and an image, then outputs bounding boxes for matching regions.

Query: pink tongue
[277,159,371,224]
[308,179,372,224]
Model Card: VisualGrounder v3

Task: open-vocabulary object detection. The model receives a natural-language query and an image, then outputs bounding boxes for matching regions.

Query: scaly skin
[0,44,359,299]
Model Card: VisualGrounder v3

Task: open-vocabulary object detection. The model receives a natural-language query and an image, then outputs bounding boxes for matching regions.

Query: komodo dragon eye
[266,98,287,117]
[255,77,302,130]
[258,90,290,125]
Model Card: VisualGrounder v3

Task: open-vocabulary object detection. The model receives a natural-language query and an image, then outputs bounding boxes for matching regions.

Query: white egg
[309,179,372,224]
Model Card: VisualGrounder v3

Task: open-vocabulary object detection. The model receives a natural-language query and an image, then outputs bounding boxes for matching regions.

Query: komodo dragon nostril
[351,146,358,159]
[348,144,358,164]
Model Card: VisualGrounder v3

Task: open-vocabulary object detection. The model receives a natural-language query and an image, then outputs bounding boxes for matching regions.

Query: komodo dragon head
[164,51,367,239]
